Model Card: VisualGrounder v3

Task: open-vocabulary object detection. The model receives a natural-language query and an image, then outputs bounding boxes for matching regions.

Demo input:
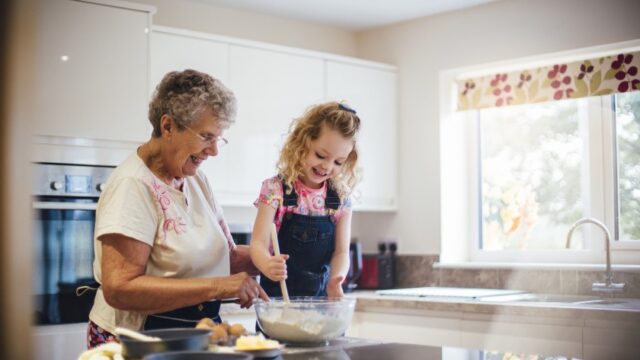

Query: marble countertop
[346,290,640,324]
[219,290,640,325]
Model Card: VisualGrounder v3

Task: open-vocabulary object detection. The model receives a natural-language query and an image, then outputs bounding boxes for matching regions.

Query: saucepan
[118,328,211,359]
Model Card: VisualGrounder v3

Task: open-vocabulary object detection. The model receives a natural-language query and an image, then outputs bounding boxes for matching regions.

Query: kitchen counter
[218,291,640,358]
[343,290,640,359]
[278,337,572,359]
[347,290,640,323]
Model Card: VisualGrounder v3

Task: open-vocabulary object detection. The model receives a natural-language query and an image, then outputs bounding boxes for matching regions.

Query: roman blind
[457,51,640,111]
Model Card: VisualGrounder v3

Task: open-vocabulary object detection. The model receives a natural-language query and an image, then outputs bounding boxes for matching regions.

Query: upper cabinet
[34,0,154,143]
[150,29,230,91]
[150,26,398,211]
[211,46,325,205]
[326,62,398,211]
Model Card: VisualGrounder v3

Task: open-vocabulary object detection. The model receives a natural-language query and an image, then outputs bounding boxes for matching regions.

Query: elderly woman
[87,69,267,348]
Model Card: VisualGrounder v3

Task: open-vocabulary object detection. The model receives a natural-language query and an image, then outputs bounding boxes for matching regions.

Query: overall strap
[280,177,341,210]
[325,181,341,210]
[281,177,298,207]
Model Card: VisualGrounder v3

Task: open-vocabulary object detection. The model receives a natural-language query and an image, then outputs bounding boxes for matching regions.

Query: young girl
[250,101,361,298]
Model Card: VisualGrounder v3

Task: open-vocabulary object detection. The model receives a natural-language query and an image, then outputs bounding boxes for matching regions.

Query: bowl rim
[253,296,356,306]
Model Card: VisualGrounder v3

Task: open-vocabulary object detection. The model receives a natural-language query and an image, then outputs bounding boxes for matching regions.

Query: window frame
[439,40,640,266]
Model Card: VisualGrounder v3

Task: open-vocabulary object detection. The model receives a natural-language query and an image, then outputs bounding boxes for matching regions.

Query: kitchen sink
[478,293,623,305]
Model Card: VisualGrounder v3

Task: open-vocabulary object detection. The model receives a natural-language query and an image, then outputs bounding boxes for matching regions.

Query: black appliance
[342,240,363,292]
[358,241,397,289]
[229,223,252,246]
[32,162,113,325]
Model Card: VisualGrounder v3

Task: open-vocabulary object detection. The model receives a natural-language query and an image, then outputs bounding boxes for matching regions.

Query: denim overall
[143,301,222,330]
[260,180,341,297]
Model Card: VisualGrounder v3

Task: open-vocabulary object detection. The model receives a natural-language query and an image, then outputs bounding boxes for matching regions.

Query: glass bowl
[254,297,356,344]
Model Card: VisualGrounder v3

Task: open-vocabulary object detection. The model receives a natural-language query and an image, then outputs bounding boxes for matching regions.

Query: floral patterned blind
[457,51,640,111]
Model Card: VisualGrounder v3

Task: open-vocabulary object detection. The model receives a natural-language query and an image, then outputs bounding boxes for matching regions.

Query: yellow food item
[228,323,246,337]
[209,324,228,344]
[234,334,280,351]
[220,321,231,331]
[196,317,215,330]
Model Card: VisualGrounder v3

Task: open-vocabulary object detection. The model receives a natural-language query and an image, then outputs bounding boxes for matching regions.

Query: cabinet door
[150,30,230,94]
[204,46,325,206]
[34,0,151,143]
[326,62,398,210]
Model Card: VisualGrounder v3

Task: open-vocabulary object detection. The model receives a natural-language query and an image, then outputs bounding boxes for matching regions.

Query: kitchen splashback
[394,255,640,299]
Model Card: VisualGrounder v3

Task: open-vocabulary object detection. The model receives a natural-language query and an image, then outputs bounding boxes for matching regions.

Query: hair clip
[338,103,357,114]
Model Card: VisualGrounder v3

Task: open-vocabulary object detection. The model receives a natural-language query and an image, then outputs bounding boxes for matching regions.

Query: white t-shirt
[89,152,233,332]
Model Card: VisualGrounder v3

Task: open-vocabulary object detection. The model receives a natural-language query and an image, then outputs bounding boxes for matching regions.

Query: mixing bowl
[254,297,356,344]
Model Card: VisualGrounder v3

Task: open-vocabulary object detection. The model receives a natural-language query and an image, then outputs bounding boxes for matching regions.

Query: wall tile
[394,255,438,288]
[440,268,499,288]
[497,269,561,293]
[393,254,640,299]
[559,270,578,294]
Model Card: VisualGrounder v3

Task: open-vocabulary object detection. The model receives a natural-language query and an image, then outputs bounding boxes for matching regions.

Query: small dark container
[143,352,252,360]
[120,328,211,359]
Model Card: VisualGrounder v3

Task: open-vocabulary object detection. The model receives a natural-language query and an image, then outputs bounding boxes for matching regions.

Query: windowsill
[434,261,640,272]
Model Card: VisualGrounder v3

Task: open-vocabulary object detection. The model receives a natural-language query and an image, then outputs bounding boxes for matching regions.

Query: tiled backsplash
[394,255,640,298]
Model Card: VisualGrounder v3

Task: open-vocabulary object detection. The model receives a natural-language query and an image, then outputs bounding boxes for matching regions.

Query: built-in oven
[32,163,114,325]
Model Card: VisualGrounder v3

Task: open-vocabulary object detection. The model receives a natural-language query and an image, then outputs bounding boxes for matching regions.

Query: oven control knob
[50,181,63,191]
[96,183,105,192]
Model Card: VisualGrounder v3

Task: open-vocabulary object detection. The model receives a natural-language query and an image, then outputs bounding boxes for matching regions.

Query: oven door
[33,197,99,325]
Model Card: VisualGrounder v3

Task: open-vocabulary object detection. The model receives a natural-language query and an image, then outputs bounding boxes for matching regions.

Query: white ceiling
[195,0,499,30]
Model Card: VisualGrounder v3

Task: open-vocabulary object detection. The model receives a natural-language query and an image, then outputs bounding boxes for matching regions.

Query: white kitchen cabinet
[33,0,154,143]
[204,45,325,206]
[148,26,397,210]
[348,309,640,359]
[150,28,230,93]
[326,62,398,211]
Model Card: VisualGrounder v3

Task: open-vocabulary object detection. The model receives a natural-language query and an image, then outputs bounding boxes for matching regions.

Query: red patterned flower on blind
[612,54,639,92]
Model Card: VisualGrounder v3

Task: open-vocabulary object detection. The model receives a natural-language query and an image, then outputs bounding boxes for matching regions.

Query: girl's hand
[266,254,289,282]
[327,275,345,298]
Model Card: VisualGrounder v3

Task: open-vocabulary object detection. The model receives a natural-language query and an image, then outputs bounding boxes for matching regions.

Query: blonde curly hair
[278,101,361,199]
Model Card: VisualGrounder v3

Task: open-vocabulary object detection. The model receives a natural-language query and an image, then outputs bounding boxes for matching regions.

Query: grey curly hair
[148,69,237,137]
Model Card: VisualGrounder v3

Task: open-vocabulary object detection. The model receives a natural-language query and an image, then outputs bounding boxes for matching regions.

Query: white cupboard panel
[202,46,325,206]
[150,30,230,94]
[326,62,398,210]
[34,0,151,142]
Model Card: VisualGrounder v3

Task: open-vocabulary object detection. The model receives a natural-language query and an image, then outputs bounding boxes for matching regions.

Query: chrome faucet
[566,218,625,294]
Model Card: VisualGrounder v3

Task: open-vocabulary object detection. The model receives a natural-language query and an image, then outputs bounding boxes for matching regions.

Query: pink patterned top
[254,176,351,232]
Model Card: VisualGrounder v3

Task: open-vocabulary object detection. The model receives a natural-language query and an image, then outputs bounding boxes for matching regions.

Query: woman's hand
[213,272,268,308]
[264,254,289,282]
[327,275,345,298]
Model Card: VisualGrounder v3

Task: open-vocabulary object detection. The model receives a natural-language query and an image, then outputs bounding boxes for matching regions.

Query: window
[615,91,640,243]
[440,42,640,265]
[479,99,584,251]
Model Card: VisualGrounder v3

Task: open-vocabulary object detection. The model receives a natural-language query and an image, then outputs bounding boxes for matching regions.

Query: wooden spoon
[270,223,290,304]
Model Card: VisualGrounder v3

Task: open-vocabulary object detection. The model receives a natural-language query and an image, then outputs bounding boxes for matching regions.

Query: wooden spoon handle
[270,223,290,303]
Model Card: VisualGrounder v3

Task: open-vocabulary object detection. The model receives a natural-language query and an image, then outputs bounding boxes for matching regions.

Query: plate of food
[234,334,283,359]
[194,318,283,358]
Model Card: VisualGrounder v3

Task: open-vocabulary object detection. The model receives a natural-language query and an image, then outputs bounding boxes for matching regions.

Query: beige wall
[354,0,640,255]
[133,0,359,57]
